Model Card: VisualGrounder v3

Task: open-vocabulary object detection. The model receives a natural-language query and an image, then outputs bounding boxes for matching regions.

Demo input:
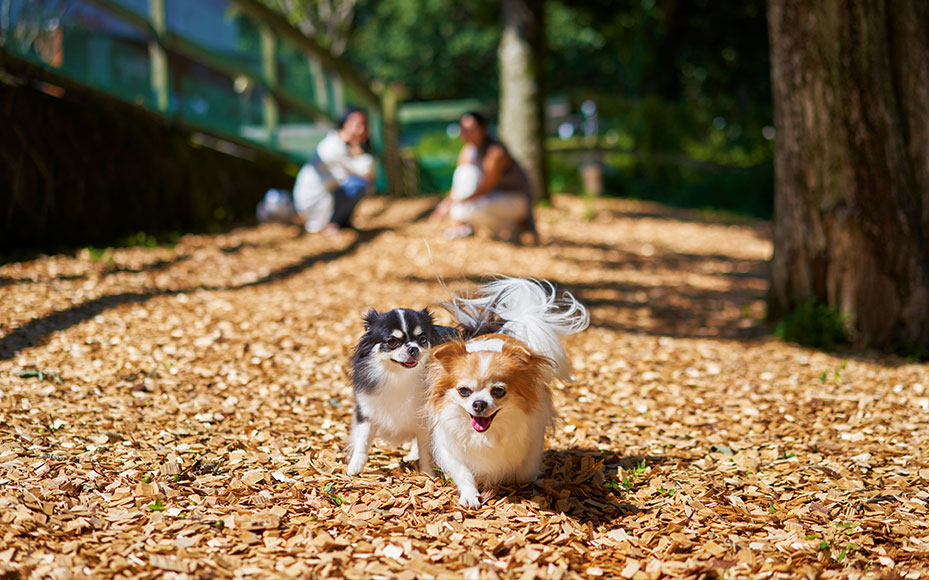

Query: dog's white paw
[458,491,481,509]
[404,439,421,462]
[346,457,365,476]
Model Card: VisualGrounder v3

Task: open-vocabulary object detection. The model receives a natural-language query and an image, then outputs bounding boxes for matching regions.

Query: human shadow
[0,228,386,360]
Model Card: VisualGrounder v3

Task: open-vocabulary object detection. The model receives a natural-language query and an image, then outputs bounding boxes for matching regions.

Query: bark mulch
[1,195,927,579]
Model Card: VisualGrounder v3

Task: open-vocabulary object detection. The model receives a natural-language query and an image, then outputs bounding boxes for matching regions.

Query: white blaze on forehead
[391,329,404,338]
[477,351,494,376]
[466,338,505,353]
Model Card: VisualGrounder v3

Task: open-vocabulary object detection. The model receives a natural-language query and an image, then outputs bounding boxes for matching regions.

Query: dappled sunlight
[1,195,924,579]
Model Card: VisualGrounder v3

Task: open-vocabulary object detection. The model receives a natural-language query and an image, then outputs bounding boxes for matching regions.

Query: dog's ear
[419,308,434,323]
[430,340,467,370]
[363,309,379,330]
[503,342,534,364]
[504,342,553,371]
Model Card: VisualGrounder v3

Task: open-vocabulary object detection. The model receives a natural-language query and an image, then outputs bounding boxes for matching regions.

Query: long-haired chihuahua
[427,278,588,508]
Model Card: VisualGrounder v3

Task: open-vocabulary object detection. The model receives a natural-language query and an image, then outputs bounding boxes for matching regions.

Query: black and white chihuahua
[346,308,456,476]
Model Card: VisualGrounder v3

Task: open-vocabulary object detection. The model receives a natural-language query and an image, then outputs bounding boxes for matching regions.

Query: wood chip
[1,196,926,578]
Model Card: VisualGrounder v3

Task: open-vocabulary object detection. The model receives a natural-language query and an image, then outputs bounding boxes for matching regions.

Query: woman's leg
[329,176,369,228]
[462,192,528,235]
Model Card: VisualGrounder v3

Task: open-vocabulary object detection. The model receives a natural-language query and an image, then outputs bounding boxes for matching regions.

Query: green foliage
[890,339,929,362]
[544,0,771,109]
[774,302,850,351]
[262,0,774,215]
[323,482,345,506]
[837,543,857,563]
[14,368,63,384]
[85,246,110,262]
[120,230,174,248]
[345,0,771,128]
[348,0,500,101]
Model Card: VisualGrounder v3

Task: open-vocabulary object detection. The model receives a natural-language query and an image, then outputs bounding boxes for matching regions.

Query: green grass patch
[774,301,849,350]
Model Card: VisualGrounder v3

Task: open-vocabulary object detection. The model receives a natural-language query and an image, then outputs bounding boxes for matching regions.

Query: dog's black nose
[406,345,419,357]
[472,400,487,414]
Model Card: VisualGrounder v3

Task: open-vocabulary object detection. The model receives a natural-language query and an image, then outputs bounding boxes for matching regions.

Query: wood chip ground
[1,195,927,579]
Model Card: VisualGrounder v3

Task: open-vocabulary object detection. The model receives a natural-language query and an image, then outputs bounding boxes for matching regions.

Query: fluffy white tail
[445,277,589,380]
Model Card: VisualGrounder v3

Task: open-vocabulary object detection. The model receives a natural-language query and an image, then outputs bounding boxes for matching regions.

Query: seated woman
[259,107,375,235]
[432,112,537,242]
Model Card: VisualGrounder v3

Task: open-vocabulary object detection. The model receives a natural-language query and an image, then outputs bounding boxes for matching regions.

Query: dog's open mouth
[394,359,418,368]
[470,411,499,432]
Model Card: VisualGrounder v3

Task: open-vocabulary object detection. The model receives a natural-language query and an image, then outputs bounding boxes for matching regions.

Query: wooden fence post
[148,0,168,112]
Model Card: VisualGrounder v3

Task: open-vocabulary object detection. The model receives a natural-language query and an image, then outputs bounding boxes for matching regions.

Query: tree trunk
[498,0,548,202]
[767,0,929,353]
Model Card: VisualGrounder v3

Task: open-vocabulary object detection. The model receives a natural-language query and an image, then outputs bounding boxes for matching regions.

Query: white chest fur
[356,364,428,442]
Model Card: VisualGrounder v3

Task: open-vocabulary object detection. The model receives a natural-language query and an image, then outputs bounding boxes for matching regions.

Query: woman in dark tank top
[432,112,538,242]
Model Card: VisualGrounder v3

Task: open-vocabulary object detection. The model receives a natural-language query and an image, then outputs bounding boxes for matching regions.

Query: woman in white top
[432,111,537,242]
[292,107,375,234]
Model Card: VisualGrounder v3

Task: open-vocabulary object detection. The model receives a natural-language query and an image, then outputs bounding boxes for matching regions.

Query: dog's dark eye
[385,337,401,349]
[457,387,472,398]
[490,386,507,399]
[418,335,428,346]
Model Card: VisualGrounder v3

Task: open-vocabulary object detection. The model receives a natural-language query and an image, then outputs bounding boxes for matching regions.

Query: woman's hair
[461,111,494,155]
[461,110,489,128]
[336,106,372,153]
[337,106,367,129]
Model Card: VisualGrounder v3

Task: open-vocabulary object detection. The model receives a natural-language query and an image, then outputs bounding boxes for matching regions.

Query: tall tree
[498,0,548,202]
[767,0,929,353]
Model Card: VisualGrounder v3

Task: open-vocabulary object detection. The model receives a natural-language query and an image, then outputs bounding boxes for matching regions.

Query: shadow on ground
[485,448,665,525]
[403,261,769,342]
[0,228,386,360]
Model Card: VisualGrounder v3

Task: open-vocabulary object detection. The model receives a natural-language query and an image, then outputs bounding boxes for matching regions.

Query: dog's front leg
[346,417,374,476]
[435,445,480,508]
[414,432,435,478]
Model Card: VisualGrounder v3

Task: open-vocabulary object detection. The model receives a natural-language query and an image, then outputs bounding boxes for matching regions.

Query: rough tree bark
[498,0,548,202]
[767,0,929,353]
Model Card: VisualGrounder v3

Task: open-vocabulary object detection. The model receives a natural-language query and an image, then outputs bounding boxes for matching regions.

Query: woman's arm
[433,144,478,219]
[457,144,474,167]
[469,144,511,200]
[318,132,375,183]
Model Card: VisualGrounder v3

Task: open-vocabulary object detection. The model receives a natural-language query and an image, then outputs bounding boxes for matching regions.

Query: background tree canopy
[268,0,774,217]
[345,0,770,107]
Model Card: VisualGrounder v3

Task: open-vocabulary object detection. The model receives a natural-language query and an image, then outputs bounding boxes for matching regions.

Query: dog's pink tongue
[471,415,493,432]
